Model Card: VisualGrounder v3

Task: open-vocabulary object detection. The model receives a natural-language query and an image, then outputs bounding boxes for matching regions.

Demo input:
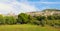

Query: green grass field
[0,24,59,31]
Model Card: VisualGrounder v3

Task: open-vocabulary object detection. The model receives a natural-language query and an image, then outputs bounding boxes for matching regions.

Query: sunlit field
[0,24,59,31]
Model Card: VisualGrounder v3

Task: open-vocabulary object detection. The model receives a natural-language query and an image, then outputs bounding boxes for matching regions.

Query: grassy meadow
[0,24,59,31]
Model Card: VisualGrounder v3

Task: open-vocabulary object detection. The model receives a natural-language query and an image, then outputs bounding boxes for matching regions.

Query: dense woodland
[0,9,60,28]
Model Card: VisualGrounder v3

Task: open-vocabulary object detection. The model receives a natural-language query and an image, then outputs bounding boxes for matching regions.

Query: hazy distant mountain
[42,9,60,12]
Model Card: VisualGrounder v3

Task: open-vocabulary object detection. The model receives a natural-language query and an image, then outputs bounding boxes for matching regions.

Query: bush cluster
[0,13,60,27]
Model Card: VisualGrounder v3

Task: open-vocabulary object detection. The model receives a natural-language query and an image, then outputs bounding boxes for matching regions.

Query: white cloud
[29,0,60,4]
[0,3,14,11]
[29,1,60,4]
[0,3,15,14]
[0,0,37,15]
[40,2,60,4]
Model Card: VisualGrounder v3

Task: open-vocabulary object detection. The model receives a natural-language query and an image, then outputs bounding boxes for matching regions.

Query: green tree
[5,16,17,24]
[0,15,5,24]
[35,16,46,26]
[18,13,29,24]
[28,15,39,25]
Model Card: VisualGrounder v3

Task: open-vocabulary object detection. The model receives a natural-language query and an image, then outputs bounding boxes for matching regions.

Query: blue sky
[19,0,60,10]
[0,0,60,14]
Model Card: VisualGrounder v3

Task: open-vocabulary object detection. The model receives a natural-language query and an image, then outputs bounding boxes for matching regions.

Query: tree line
[0,13,60,27]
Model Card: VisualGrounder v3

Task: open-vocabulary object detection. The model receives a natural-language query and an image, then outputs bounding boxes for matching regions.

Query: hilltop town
[26,9,60,16]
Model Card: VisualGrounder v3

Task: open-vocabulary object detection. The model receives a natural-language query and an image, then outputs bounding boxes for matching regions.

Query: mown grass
[0,24,59,31]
